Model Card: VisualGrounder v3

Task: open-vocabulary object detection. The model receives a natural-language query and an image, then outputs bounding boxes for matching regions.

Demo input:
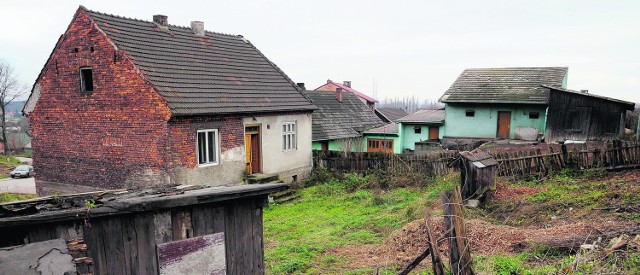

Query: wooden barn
[0,183,286,275]
[459,149,498,201]
[545,86,636,143]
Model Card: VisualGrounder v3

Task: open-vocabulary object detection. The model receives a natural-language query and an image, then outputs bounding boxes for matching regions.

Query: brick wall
[30,10,173,194]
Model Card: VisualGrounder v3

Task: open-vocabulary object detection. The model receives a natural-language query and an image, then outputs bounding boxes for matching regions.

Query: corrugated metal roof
[440,67,568,104]
[85,8,315,116]
[306,91,385,141]
[396,109,445,123]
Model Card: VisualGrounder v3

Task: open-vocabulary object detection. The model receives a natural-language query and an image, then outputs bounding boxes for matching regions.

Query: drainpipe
[542,107,549,142]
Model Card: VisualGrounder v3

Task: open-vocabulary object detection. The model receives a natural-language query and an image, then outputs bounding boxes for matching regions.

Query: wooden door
[428,127,439,140]
[245,126,261,174]
[245,134,252,173]
[250,134,261,173]
[497,111,511,139]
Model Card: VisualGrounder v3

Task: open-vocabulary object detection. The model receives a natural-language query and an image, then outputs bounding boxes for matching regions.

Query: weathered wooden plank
[103,217,126,275]
[154,211,172,244]
[83,218,108,275]
[191,206,207,237]
[253,201,265,275]
[224,203,237,274]
[135,213,157,275]
[121,215,138,275]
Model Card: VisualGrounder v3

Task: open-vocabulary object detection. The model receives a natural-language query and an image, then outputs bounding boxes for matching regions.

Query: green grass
[0,193,37,203]
[264,173,458,274]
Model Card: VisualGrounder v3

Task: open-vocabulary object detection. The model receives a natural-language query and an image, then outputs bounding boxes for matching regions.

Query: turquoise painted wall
[400,123,444,151]
[312,138,368,152]
[443,103,547,139]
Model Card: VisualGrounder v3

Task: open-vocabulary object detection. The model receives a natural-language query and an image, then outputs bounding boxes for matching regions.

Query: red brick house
[24,6,315,195]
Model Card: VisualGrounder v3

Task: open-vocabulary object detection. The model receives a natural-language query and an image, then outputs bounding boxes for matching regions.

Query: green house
[439,67,568,143]
[362,109,445,154]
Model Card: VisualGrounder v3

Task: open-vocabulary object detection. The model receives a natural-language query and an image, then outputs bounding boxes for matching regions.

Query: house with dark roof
[439,67,634,144]
[24,6,316,195]
[306,90,385,152]
[376,107,409,123]
[315,80,377,111]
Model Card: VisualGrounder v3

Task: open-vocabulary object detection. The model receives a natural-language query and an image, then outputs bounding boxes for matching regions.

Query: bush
[492,255,528,275]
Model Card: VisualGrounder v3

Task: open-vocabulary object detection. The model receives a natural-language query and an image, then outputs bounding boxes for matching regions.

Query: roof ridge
[82,5,242,38]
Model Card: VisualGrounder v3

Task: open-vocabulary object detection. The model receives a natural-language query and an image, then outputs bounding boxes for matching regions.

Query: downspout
[542,106,549,141]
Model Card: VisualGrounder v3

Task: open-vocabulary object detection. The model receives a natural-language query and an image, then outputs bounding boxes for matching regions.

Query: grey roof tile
[306,91,385,141]
[85,8,315,116]
[440,67,568,104]
[376,108,409,122]
[397,109,445,123]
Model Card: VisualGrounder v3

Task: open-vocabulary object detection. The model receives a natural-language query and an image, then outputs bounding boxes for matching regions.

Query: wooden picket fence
[313,150,457,177]
[488,140,640,178]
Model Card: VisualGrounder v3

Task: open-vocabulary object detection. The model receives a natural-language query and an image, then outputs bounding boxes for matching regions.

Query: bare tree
[0,60,27,155]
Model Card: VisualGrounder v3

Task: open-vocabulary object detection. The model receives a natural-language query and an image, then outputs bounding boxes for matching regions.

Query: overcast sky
[1,0,638,103]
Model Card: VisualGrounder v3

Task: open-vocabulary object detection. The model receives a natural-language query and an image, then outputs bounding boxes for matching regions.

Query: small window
[414,127,421,134]
[197,129,219,166]
[465,110,475,117]
[282,122,297,150]
[529,112,540,119]
[80,67,94,93]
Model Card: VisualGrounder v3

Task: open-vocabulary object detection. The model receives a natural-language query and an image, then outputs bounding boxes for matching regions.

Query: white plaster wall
[244,113,313,178]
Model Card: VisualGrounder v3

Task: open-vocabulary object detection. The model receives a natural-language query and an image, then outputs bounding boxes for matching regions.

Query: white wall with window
[243,113,312,177]
[282,122,297,150]
[197,129,219,166]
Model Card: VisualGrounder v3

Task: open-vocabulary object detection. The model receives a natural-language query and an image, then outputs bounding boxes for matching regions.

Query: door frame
[496,111,511,139]
[245,124,262,174]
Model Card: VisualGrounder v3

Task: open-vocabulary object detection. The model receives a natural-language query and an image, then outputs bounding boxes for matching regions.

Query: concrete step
[269,188,298,204]
[246,173,279,184]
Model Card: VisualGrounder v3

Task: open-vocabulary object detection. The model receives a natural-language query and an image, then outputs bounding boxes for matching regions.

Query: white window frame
[282,121,297,151]
[196,129,220,167]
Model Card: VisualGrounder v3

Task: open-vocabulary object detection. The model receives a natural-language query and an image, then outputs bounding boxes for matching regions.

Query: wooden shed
[459,149,498,201]
[545,86,635,143]
[0,183,286,275]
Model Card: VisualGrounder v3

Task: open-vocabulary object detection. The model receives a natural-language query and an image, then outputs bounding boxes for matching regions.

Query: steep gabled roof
[396,109,445,124]
[376,107,409,122]
[439,67,568,104]
[315,81,377,103]
[306,91,385,141]
[84,7,314,116]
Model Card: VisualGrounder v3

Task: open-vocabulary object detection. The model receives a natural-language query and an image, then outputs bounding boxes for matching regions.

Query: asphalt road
[0,176,36,194]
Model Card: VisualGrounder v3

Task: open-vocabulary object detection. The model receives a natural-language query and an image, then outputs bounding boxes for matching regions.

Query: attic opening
[465,110,475,117]
[414,127,422,134]
[529,112,540,119]
[80,67,94,94]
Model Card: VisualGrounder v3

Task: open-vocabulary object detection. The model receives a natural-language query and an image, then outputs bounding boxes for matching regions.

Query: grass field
[264,169,640,274]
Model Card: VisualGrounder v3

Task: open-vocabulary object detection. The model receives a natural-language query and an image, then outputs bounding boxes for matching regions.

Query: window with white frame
[282,122,297,150]
[197,129,219,166]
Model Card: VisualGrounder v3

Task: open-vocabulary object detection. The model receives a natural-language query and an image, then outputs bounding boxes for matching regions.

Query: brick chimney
[336,88,343,102]
[191,21,205,36]
[343,81,351,88]
[153,15,168,29]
